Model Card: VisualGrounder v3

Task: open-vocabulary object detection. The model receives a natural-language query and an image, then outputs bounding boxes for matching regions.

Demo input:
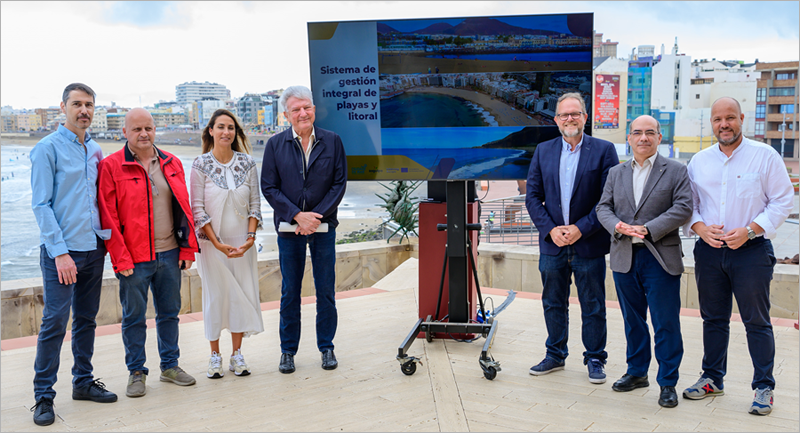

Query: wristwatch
[746,226,756,240]
[247,232,257,240]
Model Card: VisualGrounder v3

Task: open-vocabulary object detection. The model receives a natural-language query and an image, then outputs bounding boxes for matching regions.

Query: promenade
[1,259,797,432]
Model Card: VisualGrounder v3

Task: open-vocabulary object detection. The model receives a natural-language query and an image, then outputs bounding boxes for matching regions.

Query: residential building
[755,61,799,159]
[592,31,618,59]
[149,110,187,129]
[1,113,17,132]
[197,97,227,129]
[235,93,273,129]
[175,81,231,105]
[90,107,107,132]
[107,113,125,131]
[16,112,42,131]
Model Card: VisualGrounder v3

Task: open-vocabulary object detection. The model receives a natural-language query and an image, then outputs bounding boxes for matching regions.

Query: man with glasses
[596,115,692,408]
[681,97,793,415]
[30,83,117,426]
[261,85,347,374]
[98,108,199,398]
[525,92,618,384]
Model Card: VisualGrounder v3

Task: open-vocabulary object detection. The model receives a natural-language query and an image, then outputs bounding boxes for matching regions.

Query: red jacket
[98,144,199,272]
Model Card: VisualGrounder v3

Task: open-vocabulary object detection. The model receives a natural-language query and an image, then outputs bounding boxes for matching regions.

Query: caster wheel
[401,361,417,376]
[425,326,433,343]
[483,366,497,380]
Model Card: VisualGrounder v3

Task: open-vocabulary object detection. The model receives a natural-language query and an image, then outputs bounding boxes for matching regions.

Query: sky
[2,1,798,110]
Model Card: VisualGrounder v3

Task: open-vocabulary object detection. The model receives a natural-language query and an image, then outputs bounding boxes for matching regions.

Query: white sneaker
[207,352,224,379]
[230,349,250,376]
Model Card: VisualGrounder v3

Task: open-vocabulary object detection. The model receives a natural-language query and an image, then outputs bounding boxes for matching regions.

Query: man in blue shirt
[526,92,618,384]
[29,83,117,426]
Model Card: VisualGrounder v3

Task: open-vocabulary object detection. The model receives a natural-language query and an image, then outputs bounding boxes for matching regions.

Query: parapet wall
[2,241,797,340]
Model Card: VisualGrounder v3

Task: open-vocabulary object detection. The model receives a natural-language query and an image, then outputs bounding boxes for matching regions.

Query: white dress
[190,151,264,340]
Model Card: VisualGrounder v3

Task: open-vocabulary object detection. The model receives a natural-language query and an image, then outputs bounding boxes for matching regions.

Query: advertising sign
[594,74,620,129]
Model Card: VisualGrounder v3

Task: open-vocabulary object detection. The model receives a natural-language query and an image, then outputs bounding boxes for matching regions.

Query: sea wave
[448,150,526,179]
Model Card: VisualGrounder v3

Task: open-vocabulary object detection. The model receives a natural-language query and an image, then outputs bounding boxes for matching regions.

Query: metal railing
[478,195,538,246]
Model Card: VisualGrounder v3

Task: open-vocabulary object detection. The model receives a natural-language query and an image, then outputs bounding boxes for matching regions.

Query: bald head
[630,114,659,132]
[711,97,742,116]
[124,108,156,153]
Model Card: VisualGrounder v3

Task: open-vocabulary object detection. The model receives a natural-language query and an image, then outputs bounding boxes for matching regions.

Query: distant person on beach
[261,85,347,374]
[525,92,618,385]
[190,109,264,379]
[681,97,793,416]
[98,108,199,398]
[596,115,692,409]
[30,83,117,426]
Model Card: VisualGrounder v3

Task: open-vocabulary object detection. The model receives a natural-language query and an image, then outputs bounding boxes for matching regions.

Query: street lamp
[781,110,786,157]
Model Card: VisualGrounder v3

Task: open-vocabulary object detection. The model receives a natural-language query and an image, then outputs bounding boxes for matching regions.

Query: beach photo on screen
[381,126,562,180]
[377,13,592,75]
[379,70,591,128]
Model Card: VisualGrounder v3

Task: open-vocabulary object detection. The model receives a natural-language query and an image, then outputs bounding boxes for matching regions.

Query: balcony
[767,112,796,123]
[768,96,797,105]
[766,130,798,139]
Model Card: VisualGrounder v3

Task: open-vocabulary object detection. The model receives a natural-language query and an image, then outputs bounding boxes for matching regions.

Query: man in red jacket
[98,108,199,398]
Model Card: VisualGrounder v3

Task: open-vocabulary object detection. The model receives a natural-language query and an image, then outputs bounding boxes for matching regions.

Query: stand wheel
[401,361,417,376]
[483,366,497,380]
[425,326,433,342]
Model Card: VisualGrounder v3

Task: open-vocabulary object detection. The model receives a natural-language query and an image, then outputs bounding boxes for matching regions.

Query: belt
[719,237,765,249]
[631,242,647,249]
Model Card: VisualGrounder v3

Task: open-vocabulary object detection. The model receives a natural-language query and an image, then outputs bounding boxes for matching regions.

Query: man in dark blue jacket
[525,92,618,384]
[261,85,347,374]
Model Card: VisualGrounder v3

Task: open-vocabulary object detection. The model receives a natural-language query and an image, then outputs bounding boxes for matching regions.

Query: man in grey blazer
[596,115,693,408]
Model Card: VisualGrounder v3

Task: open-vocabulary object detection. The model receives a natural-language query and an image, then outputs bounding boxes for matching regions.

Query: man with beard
[682,97,793,416]
[525,92,619,384]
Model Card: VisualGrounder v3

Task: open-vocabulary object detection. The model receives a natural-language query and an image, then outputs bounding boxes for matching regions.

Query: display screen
[308,13,593,180]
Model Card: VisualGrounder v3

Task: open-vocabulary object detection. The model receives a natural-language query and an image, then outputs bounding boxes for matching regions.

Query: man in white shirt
[682,97,794,416]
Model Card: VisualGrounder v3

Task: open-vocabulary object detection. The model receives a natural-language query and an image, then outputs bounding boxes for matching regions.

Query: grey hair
[279,85,314,113]
[556,92,586,115]
[62,83,96,104]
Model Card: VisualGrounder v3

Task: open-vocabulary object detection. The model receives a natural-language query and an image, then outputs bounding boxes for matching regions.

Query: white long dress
[190,151,264,341]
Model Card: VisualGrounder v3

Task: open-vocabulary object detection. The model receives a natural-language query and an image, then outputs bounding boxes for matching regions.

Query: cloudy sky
[2,1,797,109]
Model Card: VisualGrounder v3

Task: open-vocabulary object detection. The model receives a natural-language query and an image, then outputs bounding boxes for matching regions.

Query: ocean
[381,92,489,128]
[1,144,396,282]
[426,51,591,63]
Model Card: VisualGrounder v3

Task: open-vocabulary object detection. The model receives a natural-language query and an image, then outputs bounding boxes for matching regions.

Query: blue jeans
[695,238,776,390]
[117,248,182,375]
[539,245,607,364]
[613,246,683,386]
[34,242,106,400]
[277,229,337,355]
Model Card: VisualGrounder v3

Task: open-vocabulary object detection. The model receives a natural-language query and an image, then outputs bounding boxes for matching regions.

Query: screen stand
[396,180,502,381]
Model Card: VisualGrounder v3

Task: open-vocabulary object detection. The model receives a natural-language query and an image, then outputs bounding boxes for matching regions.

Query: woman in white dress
[190,109,264,378]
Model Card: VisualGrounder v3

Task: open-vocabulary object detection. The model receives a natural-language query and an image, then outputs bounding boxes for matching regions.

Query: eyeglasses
[630,130,659,137]
[556,112,584,121]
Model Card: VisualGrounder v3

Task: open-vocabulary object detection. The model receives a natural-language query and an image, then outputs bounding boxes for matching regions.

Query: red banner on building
[594,74,620,129]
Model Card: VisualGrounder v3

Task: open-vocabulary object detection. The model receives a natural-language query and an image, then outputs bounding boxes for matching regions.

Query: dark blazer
[526,134,619,258]
[595,153,692,275]
[260,126,347,237]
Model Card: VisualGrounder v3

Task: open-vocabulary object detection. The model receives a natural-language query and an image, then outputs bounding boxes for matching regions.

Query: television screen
[307,13,593,181]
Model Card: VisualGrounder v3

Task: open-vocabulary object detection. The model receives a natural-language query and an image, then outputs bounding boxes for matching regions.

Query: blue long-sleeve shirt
[31,124,111,258]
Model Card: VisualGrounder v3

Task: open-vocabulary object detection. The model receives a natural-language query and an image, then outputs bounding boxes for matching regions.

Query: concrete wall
[2,241,797,340]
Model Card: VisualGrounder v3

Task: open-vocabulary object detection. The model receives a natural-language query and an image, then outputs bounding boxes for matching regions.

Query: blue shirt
[31,124,111,258]
[559,135,584,225]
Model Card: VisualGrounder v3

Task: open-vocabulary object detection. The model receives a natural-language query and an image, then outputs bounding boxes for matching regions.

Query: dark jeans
[539,245,608,364]
[277,229,337,355]
[695,237,776,390]
[613,246,683,386]
[117,248,182,375]
[34,242,106,400]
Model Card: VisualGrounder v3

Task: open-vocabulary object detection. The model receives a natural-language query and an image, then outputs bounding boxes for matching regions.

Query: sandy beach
[379,52,591,75]
[405,86,541,127]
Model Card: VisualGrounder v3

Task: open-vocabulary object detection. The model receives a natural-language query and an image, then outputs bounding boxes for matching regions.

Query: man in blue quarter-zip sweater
[261,85,347,374]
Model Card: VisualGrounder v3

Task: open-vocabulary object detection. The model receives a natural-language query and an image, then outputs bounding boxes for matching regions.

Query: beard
[559,124,582,138]
[716,128,741,146]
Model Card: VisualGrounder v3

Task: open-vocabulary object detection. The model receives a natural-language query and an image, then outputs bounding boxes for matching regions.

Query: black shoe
[31,397,55,426]
[659,386,679,408]
[72,379,118,403]
[321,349,338,370]
[279,353,295,374]
[612,374,650,392]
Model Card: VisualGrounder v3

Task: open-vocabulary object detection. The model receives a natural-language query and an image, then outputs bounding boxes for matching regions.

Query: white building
[176,81,231,105]
[197,98,227,129]
[90,107,107,132]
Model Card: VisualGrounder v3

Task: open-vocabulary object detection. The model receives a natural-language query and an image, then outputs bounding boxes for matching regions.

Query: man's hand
[549,226,570,247]
[563,224,583,245]
[119,268,134,277]
[692,222,724,248]
[55,253,77,285]
[294,212,322,235]
[180,260,193,270]
[720,227,748,250]
[615,221,646,239]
